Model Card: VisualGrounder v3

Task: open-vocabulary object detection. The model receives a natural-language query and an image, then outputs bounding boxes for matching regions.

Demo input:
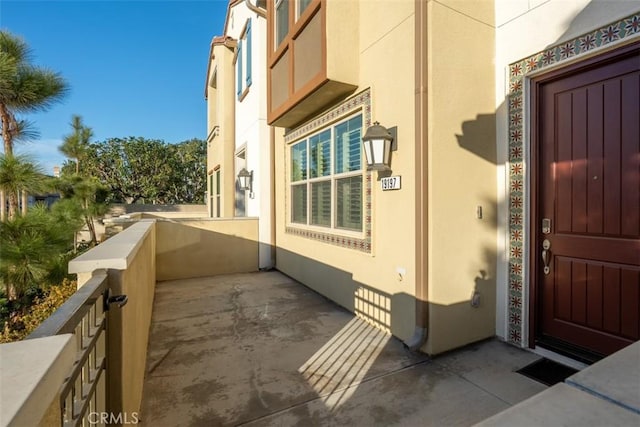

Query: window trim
[284,89,372,252]
[236,39,243,97]
[214,167,221,218]
[274,0,290,49]
[236,18,253,100]
[288,112,365,239]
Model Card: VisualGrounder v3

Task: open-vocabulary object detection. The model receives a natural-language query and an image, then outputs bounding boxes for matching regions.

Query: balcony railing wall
[1,216,259,427]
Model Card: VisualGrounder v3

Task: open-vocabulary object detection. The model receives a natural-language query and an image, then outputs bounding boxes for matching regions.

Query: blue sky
[0,0,227,175]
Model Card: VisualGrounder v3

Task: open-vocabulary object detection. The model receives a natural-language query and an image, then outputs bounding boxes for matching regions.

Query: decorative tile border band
[284,89,373,253]
[506,13,639,346]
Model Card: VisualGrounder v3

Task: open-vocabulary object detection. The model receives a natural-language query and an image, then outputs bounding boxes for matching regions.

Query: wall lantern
[237,168,253,193]
[362,122,397,171]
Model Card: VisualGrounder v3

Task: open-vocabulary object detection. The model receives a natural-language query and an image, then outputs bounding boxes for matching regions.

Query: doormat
[516,358,578,386]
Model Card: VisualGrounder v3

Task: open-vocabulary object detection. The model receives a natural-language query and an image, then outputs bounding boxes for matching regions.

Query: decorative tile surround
[284,89,373,253]
[506,13,639,346]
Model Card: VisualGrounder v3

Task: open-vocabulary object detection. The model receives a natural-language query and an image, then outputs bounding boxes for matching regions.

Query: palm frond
[0,54,18,101]
[11,118,40,143]
[11,65,69,112]
[0,31,32,63]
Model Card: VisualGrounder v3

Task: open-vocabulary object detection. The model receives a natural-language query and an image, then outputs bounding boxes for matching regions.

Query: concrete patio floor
[140,271,547,426]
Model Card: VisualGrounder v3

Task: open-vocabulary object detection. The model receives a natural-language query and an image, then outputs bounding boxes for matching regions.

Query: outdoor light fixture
[362,122,397,171]
[238,168,253,196]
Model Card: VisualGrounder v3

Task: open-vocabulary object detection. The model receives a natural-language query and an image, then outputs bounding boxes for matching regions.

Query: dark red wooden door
[535,44,640,358]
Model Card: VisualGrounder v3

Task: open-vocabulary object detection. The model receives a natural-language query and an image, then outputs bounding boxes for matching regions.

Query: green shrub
[0,279,77,343]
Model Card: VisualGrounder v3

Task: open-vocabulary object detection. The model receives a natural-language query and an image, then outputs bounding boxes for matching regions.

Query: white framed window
[274,0,289,48]
[289,114,363,233]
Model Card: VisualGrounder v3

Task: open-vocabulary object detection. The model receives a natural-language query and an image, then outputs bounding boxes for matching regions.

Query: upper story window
[274,0,289,48]
[297,0,312,19]
[236,19,253,99]
[290,114,363,232]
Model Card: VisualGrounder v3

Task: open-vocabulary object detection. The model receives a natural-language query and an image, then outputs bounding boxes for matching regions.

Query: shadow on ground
[140,271,545,427]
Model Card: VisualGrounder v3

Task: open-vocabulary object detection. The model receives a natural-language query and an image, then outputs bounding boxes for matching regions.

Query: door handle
[542,239,551,275]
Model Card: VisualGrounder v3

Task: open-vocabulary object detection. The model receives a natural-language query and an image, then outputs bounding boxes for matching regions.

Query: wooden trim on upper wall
[267,0,327,126]
[267,75,329,124]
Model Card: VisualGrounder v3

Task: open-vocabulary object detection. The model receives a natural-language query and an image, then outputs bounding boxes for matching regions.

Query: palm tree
[59,115,92,175]
[0,30,68,219]
[0,153,47,219]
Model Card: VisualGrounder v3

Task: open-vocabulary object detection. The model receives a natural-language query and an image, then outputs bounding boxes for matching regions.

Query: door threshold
[531,346,589,371]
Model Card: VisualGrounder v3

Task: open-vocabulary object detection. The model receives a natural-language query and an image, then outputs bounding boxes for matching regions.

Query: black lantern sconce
[237,168,254,198]
[362,122,397,172]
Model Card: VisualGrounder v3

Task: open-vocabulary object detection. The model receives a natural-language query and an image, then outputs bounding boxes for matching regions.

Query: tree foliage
[0,153,48,219]
[56,115,109,246]
[0,30,68,155]
[0,30,68,219]
[53,174,109,246]
[68,137,206,204]
[166,138,206,204]
[0,278,76,343]
[0,203,82,299]
[59,115,92,174]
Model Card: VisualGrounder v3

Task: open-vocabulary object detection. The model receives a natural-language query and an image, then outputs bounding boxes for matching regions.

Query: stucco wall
[426,0,497,354]
[69,221,157,419]
[275,0,418,343]
[209,42,236,218]
[110,204,207,214]
[156,218,259,281]
[325,0,359,84]
[274,0,501,355]
[108,225,156,418]
[214,3,273,269]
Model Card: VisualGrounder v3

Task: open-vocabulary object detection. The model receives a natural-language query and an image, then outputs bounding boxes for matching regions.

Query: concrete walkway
[140,271,546,426]
[478,341,640,426]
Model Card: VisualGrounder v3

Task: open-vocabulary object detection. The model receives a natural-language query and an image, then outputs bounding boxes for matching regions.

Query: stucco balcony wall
[0,216,259,427]
[69,220,157,421]
[155,217,259,281]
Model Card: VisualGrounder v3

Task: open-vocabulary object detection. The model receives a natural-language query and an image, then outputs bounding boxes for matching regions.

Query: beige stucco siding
[426,0,497,354]
[277,0,499,355]
[325,0,359,84]
[208,43,236,218]
[156,218,258,281]
[275,0,418,343]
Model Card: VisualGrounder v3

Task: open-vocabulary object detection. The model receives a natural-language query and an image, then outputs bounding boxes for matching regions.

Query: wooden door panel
[602,266,621,334]
[603,79,623,235]
[535,43,640,358]
[621,269,640,338]
[621,73,640,237]
[546,259,639,330]
[586,85,604,234]
[544,258,638,355]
